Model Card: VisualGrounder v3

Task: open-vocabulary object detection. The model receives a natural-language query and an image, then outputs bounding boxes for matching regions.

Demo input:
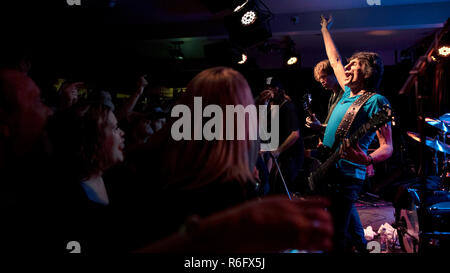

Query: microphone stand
[270,153,293,200]
[259,100,293,200]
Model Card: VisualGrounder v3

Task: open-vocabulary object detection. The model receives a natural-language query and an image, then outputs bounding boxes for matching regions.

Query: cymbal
[425,117,449,133]
[440,113,450,123]
[407,131,450,154]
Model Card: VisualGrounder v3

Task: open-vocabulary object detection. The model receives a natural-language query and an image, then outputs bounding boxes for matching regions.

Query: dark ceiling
[2,0,450,69]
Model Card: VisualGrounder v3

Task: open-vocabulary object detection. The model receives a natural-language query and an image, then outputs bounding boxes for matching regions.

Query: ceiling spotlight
[224,0,273,48]
[286,56,298,65]
[241,10,257,26]
[438,46,450,57]
[238,54,248,64]
[282,36,300,67]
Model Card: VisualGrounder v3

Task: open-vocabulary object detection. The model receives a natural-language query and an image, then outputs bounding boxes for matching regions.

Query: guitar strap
[334,92,376,148]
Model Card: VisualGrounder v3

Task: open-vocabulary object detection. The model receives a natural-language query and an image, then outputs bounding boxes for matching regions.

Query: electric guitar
[303,92,323,131]
[302,92,313,117]
[307,105,394,194]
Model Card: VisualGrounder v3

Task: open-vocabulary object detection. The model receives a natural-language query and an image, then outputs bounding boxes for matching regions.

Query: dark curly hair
[74,103,112,179]
[49,103,112,181]
[348,51,384,92]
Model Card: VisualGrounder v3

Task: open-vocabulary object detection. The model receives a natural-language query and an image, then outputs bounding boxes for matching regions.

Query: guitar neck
[347,119,377,146]
[309,126,369,184]
[321,149,340,169]
[303,94,313,117]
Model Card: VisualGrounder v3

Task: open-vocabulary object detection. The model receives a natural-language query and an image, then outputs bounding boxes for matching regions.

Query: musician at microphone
[319,15,393,252]
[256,78,305,195]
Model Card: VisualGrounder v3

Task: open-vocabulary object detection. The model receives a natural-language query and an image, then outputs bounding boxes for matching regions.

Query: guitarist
[306,59,344,143]
[307,59,369,253]
[320,15,393,252]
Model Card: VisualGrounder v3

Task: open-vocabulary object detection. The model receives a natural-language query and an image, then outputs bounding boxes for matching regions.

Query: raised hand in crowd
[117,75,149,121]
[137,74,149,95]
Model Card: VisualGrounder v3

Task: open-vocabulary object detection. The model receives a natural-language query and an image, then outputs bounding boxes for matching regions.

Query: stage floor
[356,194,404,253]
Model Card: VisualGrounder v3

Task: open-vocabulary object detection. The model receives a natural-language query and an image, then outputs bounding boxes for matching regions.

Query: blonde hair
[313,59,333,82]
[156,67,258,190]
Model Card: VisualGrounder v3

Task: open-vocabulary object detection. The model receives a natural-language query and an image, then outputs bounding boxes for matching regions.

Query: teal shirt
[323,86,391,180]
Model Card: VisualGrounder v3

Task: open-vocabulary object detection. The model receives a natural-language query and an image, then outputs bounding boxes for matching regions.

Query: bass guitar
[307,105,394,194]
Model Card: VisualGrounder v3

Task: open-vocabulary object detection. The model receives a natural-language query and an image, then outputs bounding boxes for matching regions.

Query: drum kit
[407,113,450,186]
[397,113,450,253]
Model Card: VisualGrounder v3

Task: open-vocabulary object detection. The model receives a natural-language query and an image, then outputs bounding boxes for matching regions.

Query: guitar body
[307,147,339,194]
[307,105,394,195]
[307,171,332,195]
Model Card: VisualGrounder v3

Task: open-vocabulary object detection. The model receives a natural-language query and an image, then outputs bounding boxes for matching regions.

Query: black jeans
[327,171,367,252]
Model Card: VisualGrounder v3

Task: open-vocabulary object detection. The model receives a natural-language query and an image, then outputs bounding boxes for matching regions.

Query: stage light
[286,56,298,65]
[241,10,257,26]
[233,0,249,12]
[282,36,300,67]
[284,54,301,67]
[238,54,248,64]
[438,46,450,57]
[204,40,248,66]
[436,22,450,58]
[224,0,273,48]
